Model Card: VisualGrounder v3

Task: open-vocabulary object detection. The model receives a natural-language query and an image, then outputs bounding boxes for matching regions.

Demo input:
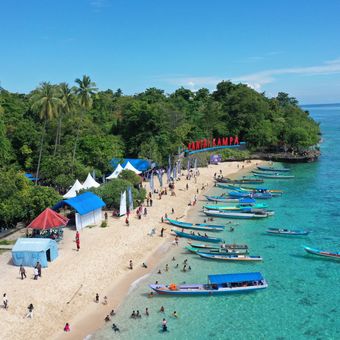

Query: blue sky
[1,0,340,103]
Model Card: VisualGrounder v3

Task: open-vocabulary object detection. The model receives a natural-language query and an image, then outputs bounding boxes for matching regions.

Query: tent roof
[82,173,100,189]
[25,173,39,181]
[63,179,84,199]
[106,164,123,179]
[12,238,57,252]
[208,272,263,284]
[110,158,151,172]
[124,161,142,175]
[60,192,105,215]
[27,208,69,230]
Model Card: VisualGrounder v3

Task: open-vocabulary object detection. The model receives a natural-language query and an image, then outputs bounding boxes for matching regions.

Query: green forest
[0,76,320,228]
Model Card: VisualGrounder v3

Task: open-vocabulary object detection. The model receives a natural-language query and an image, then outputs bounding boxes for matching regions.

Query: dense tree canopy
[0,79,320,227]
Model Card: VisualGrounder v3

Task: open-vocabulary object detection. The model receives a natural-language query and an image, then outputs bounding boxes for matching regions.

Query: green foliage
[100,221,108,228]
[91,178,146,209]
[0,170,61,227]
[118,169,142,187]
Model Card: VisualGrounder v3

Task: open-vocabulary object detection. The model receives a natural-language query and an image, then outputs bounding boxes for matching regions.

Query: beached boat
[228,191,273,199]
[203,209,271,219]
[266,228,309,236]
[166,218,224,232]
[172,229,223,243]
[204,196,256,205]
[257,166,290,172]
[303,245,340,259]
[197,252,263,261]
[215,177,264,184]
[252,171,295,179]
[203,203,269,211]
[188,242,248,250]
[186,245,248,255]
[149,272,268,296]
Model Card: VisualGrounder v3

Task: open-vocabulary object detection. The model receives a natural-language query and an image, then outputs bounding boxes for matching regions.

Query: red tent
[27,208,69,230]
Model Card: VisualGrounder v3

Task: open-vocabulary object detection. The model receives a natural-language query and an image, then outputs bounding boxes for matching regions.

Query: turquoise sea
[93,106,340,340]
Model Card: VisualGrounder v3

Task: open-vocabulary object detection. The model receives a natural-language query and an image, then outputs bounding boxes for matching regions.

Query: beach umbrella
[172,164,177,180]
[149,172,154,192]
[157,169,163,187]
[177,160,181,176]
[187,159,190,173]
[194,158,198,170]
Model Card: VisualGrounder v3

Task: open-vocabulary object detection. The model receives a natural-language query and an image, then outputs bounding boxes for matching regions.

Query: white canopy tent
[106,164,124,180]
[124,161,142,175]
[63,179,84,199]
[82,173,100,189]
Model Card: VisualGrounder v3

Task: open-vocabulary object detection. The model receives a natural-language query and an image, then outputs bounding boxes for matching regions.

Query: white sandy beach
[0,160,262,340]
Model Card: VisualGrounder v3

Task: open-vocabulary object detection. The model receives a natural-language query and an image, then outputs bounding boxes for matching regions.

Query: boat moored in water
[266,228,309,236]
[215,177,264,184]
[197,252,263,261]
[172,229,223,243]
[188,242,249,250]
[149,272,268,295]
[257,166,290,172]
[203,209,272,219]
[252,171,295,179]
[186,245,248,255]
[303,245,340,259]
[166,218,224,232]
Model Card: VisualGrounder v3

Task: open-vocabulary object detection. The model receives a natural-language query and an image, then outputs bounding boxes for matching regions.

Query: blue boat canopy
[208,272,263,284]
[25,173,39,181]
[53,192,105,215]
[110,158,151,172]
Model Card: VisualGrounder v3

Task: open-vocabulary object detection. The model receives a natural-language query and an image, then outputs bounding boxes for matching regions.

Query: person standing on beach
[3,293,8,310]
[95,293,99,303]
[19,265,26,280]
[75,231,80,251]
[33,267,39,280]
[36,262,42,277]
[150,198,153,207]
[160,227,166,237]
[129,260,133,270]
[25,303,34,318]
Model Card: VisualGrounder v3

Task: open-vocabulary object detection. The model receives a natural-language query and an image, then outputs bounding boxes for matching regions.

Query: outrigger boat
[252,171,295,179]
[303,245,340,259]
[186,245,249,255]
[149,272,268,295]
[172,229,223,243]
[218,183,283,196]
[188,242,248,250]
[266,228,309,236]
[166,218,224,232]
[228,191,273,199]
[204,196,257,205]
[197,252,263,261]
[257,166,290,172]
[203,203,269,211]
[215,177,264,184]
[204,209,273,219]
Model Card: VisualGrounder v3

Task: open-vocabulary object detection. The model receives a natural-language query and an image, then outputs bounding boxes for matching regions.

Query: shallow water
[93,106,340,340]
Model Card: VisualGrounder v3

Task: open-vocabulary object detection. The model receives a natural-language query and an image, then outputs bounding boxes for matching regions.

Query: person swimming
[112,323,120,332]
[105,315,111,322]
[172,311,178,318]
[162,318,167,332]
[131,310,136,318]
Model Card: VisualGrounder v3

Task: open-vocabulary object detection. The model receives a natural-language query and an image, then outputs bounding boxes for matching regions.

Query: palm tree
[30,82,62,184]
[72,75,97,163]
[54,83,74,155]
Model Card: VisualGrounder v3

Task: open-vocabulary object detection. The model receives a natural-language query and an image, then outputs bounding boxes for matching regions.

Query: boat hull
[197,252,263,261]
[166,218,224,232]
[303,246,340,259]
[172,230,223,243]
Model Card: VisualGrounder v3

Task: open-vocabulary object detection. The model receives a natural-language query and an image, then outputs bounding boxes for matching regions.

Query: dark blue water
[93,106,340,339]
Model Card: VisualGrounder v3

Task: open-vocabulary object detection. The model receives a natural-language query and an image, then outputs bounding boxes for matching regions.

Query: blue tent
[12,238,58,267]
[110,158,151,172]
[53,192,106,215]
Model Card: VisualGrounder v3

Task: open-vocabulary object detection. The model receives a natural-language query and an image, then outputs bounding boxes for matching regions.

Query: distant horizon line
[300,102,340,107]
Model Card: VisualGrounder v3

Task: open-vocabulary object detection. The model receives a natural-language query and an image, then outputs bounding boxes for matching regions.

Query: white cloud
[162,58,340,92]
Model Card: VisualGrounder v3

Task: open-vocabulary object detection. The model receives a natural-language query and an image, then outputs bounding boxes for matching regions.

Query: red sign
[187,136,239,151]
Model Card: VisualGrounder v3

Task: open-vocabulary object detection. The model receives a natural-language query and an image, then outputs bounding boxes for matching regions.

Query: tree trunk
[36,119,47,185]
[72,112,84,168]
[54,115,62,156]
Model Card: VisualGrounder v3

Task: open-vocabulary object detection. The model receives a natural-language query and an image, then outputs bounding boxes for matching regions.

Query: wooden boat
[188,242,248,250]
[166,218,224,232]
[252,171,295,179]
[149,272,268,295]
[172,229,223,243]
[197,252,263,261]
[228,191,273,199]
[257,166,290,172]
[203,209,271,219]
[215,177,264,184]
[266,228,309,236]
[204,196,257,205]
[203,203,269,211]
[186,245,248,255]
[218,183,283,195]
[303,245,340,259]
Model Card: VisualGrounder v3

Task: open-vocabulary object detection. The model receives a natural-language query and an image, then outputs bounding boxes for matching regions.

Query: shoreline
[0,160,263,340]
